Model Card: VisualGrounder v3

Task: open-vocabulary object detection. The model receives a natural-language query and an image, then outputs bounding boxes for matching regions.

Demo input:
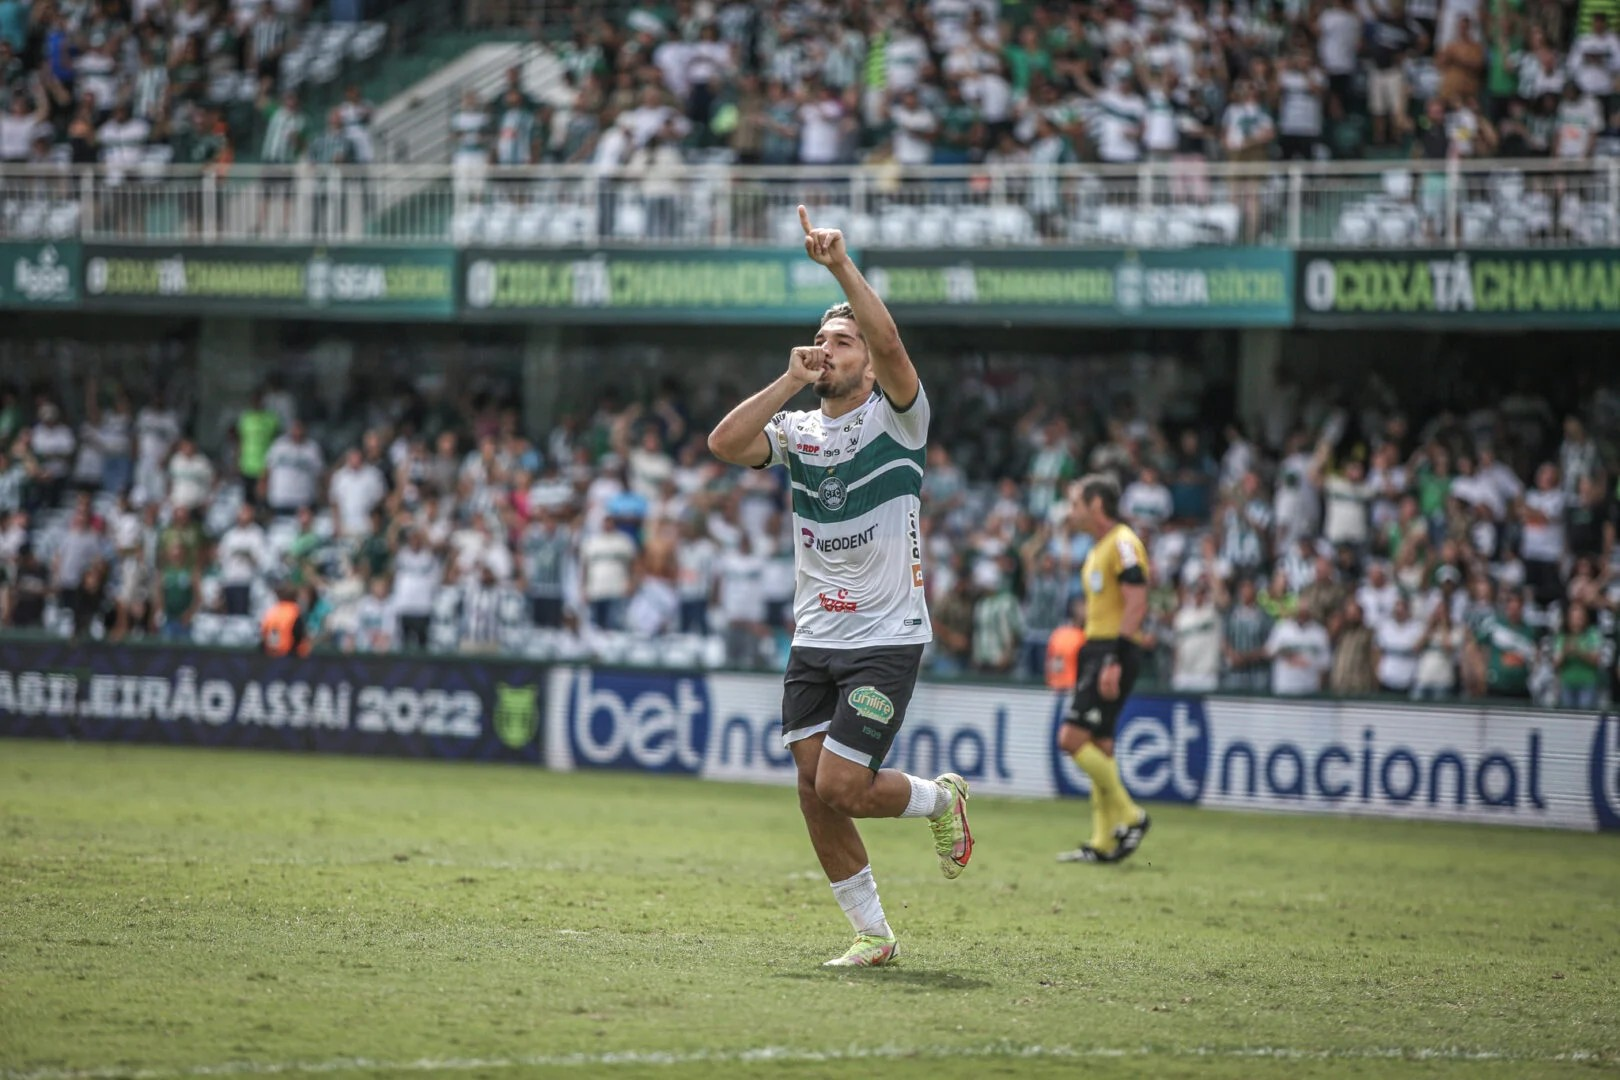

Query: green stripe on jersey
[792,466,922,524]
[786,432,926,490]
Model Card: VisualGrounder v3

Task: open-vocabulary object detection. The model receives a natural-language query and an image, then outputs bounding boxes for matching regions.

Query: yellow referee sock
[1075,743,1144,840]
[1073,743,1120,854]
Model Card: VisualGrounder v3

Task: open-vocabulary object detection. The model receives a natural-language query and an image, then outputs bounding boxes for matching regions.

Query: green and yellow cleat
[928,773,973,879]
[823,933,899,967]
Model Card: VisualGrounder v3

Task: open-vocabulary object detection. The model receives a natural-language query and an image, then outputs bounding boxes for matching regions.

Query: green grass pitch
[1,739,1617,1080]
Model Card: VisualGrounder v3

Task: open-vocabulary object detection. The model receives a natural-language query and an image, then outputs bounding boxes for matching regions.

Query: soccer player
[706,206,973,968]
[1056,474,1152,863]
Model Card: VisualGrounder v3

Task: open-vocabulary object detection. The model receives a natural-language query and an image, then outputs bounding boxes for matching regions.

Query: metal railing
[2,158,1617,248]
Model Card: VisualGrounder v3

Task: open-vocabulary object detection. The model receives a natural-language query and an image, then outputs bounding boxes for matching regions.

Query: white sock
[829,865,892,938]
[899,773,949,819]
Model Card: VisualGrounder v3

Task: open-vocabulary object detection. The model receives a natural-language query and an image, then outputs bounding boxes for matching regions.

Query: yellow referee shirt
[1081,523,1150,641]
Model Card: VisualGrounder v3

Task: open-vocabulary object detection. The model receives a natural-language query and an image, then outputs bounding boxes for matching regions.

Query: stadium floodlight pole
[704,205,973,969]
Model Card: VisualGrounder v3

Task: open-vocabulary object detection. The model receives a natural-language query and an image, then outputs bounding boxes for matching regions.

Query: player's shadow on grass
[775,969,991,991]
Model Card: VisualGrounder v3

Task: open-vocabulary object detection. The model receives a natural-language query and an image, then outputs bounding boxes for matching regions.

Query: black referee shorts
[1063,639,1140,741]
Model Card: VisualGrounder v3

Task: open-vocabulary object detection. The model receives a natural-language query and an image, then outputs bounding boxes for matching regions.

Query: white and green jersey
[761,385,932,650]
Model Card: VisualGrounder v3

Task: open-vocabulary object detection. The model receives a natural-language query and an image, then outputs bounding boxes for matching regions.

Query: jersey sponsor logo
[800,524,877,553]
[818,588,858,613]
[796,443,822,454]
[817,475,848,510]
[848,686,895,725]
[908,511,922,587]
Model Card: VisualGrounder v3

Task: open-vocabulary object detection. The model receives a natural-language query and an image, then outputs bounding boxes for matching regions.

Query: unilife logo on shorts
[849,686,895,725]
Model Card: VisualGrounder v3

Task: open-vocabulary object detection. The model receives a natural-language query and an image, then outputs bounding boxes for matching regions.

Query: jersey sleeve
[756,410,792,470]
[1115,529,1149,586]
[876,381,930,449]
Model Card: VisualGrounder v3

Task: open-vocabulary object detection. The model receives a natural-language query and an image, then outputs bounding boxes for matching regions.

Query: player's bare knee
[814,771,869,816]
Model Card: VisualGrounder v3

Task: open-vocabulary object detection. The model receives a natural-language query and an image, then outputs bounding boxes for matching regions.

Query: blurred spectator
[715,530,768,667]
[1170,577,1221,692]
[263,420,323,516]
[150,534,196,642]
[1471,591,1538,699]
[1045,596,1086,691]
[29,401,74,509]
[1221,576,1273,692]
[329,447,386,539]
[167,435,214,512]
[1553,602,1604,709]
[237,392,279,505]
[970,556,1024,675]
[1374,595,1425,694]
[1329,599,1378,694]
[580,510,638,631]
[1267,606,1332,696]
[216,504,270,617]
[392,527,441,650]
[351,575,396,654]
[260,581,307,656]
[931,559,977,675]
[1413,603,1463,700]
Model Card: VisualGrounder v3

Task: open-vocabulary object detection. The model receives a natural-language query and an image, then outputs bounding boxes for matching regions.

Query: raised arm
[706,347,822,468]
[798,204,919,409]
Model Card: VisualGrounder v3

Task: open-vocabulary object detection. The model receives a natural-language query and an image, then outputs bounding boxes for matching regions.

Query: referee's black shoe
[1113,812,1152,861]
[1056,843,1120,864]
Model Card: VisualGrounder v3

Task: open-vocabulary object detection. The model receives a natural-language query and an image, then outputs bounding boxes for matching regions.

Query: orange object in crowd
[1045,624,1087,691]
[261,599,310,658]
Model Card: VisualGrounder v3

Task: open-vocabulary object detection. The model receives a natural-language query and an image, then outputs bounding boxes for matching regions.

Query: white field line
[3,1043,1611,1079]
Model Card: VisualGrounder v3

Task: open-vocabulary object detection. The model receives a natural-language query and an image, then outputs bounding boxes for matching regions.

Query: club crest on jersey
[1089,569,1104,593]
[848,686,895,725]
[817,475,848,510]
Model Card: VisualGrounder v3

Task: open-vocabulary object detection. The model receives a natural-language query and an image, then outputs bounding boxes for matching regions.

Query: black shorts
[1063,639,1141,740]
[782,643,925,771]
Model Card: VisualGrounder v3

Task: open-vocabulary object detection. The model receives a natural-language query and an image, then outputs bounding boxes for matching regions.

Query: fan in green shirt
[1554,604,1604,709]
[237,392,279,484]
[1003,26,1053,92]
[1474,594,1538,699]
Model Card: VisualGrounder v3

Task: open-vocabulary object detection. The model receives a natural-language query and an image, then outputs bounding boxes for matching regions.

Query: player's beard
[815,365,861,401]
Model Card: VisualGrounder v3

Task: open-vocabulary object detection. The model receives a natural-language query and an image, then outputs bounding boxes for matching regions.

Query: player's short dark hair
[1077,473,1121,519]
[820,302,857,329]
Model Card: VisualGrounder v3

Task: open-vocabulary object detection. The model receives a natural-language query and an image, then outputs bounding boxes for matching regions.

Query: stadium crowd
[1,363,1617,710]
[458,0,1620,172]
[0,0,379,172]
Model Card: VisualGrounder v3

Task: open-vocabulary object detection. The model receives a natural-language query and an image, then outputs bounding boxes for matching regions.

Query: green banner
[460,248,854,323]
[0,242,81,307]
[858,248,1293,326]
[81,244,457,319]
[1298,248,1620,326]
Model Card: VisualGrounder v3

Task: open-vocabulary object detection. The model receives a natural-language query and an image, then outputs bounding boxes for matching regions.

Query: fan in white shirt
[328,449,388,538]
[216,504,271,615]
[1374,596,1426,692]
[263,423,325,513]
[1265,610,1333,695]
[1355,562,1402,629]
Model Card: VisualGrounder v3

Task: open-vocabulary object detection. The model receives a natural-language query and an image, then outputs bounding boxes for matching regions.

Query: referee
[1057,474,1153,864]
